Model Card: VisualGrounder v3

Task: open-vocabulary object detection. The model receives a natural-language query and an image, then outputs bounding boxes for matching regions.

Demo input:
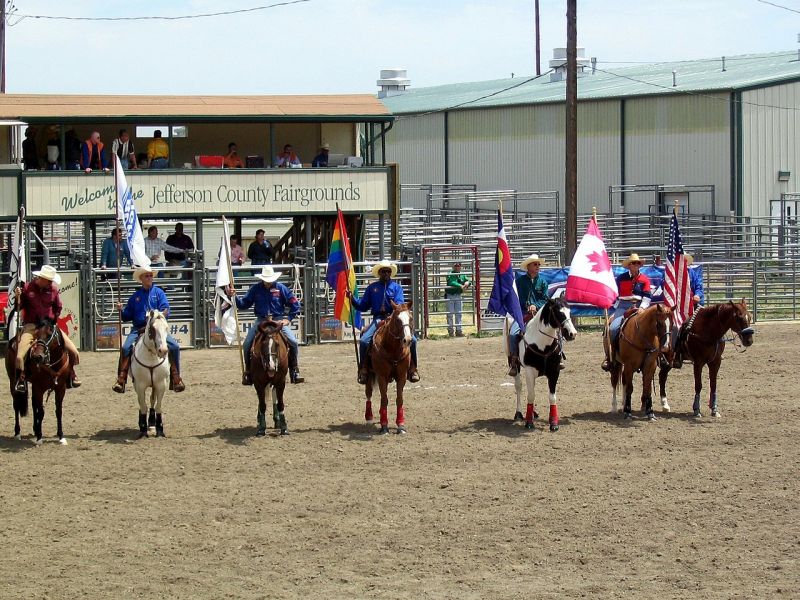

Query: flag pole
[337,205,360,369]
[12,207,26,347]
[114,159,123,354]
[596,205,612,362]
[222,216,246,376]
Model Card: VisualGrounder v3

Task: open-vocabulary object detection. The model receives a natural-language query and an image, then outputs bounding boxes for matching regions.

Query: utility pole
[565,0,577,263]
[535,0,541,76]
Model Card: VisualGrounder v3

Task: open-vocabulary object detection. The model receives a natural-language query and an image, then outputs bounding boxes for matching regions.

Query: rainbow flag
[325,209,362,327]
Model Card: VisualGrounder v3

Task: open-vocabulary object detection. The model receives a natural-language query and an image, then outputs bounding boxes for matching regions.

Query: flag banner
[325,208,362,328]
[487,210,525,329]
[5,209,27,338]
[114,154,150,268]
[565,217,618,309]
[213,216,237,345]
[664,213,692,326]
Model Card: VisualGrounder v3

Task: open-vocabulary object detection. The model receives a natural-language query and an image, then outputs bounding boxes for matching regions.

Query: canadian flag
[565,217,618,309]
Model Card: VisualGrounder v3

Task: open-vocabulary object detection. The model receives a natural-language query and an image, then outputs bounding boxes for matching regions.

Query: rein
[31,326,68,383]
[620,311,666,359]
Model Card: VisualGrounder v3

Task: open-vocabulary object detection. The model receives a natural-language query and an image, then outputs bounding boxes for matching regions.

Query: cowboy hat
[371,259,398,278]
[520,254,545,269]
[255,265,282,283]
[133,265,155,284]
[320,142,330,150]
[684,254,694,266]
[32,264,61,286]
[622,253,644,267]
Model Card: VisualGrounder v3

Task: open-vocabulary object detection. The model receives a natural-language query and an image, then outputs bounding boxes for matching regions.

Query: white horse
[503,297,577,431]
[130,309,170,438]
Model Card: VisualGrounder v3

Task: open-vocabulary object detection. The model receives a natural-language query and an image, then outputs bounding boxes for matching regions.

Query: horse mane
[37,317,56,329]
[257,319,283,336]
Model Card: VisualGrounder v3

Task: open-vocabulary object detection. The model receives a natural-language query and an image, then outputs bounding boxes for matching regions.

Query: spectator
[275,144,301,168]
[247,229,273,266]
[22,127,40,170]
[81,131,109,173]
[147,129,169,169]
[111,129,137,170]
[165,223,194,274]
[444,262,470,337]
[100,227,132,275]
[229,235,245,267]
[145,225,184,268]
[135,152,148,170]
[224,142,244,169]
[312,142,330,167]
[46,129,60,171]
[64,130,82,170]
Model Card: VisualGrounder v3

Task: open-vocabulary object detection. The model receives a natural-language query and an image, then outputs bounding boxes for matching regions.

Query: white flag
[213,216,237,345]
[114,154,150,268]
[5,209,27,338]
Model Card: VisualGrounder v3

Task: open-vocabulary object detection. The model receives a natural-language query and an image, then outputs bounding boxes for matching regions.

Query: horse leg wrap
[525,403,534,424]
[148,408,156,428]
[364,400,374,422]
[549,404,559,427]
[396,405,405,427]
[379,407,388,427]
[138,413,147,435]
[155,413,165,437]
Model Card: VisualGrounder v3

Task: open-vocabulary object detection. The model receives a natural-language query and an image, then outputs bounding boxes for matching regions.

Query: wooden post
[565,0,578,264]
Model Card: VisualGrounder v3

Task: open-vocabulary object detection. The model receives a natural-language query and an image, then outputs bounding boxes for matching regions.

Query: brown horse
[4,319,70,444]
[605,304,672,420]
[659,299,754,417]
[251,319,290,436]
[364,301,413,434]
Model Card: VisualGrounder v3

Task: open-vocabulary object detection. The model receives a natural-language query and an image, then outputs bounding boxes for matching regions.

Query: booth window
[135,125,188,138]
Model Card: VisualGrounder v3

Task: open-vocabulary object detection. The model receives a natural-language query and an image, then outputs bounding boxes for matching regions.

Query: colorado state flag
[487,210,525,329]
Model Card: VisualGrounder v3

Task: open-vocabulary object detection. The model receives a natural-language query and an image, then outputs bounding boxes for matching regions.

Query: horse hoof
[549,423,559,432]
[148,426,156,436]
[14,434,21,441]
[280,429,289,436]
[693,410,702,418]
[35,438,43,446]
[58,438,68,445]
[365,419,374,425]
[712,410,721,418]
[138,431,148,439]
[378,425,389,435]
[396,426,407,435]
[623,412,632,420]
[661,401,671,412]
[156,430,166,438]
[255,430,266,437]
[513,411,524,422]
[647,413,657,422]
[524,421,534,430]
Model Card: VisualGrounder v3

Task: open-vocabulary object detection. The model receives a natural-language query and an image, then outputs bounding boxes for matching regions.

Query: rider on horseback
[601,253,653,371]
[507,254,551,376]
[667,253,705,368]
[231,265,304,386]
[348,260,420,385]
[112,266,185,393]
[14,265,81,392]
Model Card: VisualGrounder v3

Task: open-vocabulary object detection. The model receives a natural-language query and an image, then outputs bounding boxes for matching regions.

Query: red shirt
[20,281,62,324]
[616,271,652,298]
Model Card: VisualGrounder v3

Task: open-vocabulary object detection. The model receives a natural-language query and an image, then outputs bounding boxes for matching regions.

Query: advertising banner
[95,320,194,350]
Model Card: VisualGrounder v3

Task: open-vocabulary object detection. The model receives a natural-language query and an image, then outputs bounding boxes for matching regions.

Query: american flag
[664,213,692,326]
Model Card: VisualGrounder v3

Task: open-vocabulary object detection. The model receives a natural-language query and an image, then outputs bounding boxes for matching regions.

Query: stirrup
[601,359,611,372]
[112,380,125,394]
[290,369,304,384]
[357,369,369,385]
[171,378,185,393]
[241,372,252,386]
[408,369,420,383]
[14,378,26,394]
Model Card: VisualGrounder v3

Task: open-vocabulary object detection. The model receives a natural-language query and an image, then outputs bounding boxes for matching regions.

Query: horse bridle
[524,304,570,358]
[32,324,67,374]
[134,314,167,381]
[372,312,411,366]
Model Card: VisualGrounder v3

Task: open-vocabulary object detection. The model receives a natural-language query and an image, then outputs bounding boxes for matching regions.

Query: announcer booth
[0,94,398,351]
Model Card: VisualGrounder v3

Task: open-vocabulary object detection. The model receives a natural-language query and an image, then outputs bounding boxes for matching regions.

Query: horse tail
[13,387,28,418]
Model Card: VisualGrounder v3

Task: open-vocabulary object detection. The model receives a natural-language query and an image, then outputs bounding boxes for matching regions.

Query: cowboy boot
[408,364,421,383]
[112,355,130,393]
[357,362,369,385]
[169,361,185,393]
[288,347,304,384]
[241,371,252,386]
[67,366,81,389]
[507,355,520,377]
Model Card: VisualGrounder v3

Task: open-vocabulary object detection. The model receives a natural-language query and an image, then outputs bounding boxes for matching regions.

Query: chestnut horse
[4,318,70,444]
[605,304,671,420]
[251,319,290,436]
[363,301,413,435]
[659,299,754,417]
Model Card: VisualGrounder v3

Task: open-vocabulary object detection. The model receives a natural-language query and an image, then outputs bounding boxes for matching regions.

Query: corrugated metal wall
[741,81,800,218]
[624,94,730,215]
[383,112,445,204]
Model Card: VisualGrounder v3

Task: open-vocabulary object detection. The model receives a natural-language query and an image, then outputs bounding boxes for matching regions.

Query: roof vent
[377,69,410,99]
[548,47,591,82]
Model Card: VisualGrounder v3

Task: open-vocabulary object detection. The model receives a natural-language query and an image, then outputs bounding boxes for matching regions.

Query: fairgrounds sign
[22,169,390,218]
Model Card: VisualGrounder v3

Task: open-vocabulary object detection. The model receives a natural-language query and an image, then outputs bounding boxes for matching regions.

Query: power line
[755,0,800,15]
[10,0,310,22]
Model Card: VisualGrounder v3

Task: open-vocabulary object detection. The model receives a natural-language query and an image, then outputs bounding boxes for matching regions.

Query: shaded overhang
[0,93,395,124]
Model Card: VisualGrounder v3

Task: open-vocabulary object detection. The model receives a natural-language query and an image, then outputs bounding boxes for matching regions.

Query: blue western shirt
[100,237,131,268]
[351,280,405,318]
[121,285,169,329]
[235,281,300,320]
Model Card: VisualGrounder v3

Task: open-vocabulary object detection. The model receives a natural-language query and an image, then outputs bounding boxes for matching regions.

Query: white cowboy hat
[684,254,694,266]
[255,265,282,283]
[520,254,545,269]
[622,253,644,267]
[320,142,330,150]
[133,265,155,283]
[371,259,398,278]
[32,264,61,286]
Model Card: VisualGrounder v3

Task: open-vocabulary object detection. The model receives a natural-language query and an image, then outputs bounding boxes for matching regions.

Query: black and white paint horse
[503,297,577,431]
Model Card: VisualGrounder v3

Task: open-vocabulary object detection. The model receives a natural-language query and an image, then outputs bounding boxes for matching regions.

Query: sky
[4,0,799,95]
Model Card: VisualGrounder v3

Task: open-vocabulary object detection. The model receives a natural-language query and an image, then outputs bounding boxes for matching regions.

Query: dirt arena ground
[1,321,798,599]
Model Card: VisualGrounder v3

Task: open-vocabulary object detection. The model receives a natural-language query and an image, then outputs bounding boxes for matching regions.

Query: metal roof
[0,94,393,122]
[382,51,800,114]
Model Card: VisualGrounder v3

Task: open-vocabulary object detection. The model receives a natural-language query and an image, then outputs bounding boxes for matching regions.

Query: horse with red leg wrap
[363,302,413,435]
